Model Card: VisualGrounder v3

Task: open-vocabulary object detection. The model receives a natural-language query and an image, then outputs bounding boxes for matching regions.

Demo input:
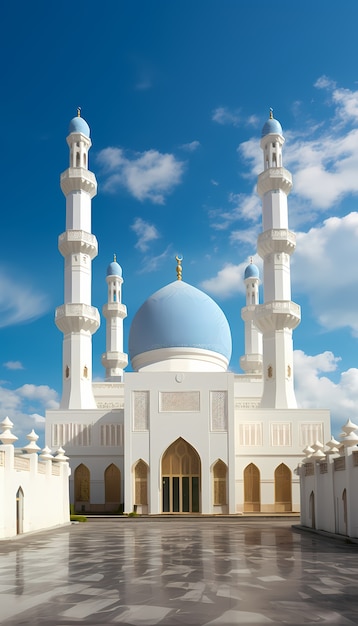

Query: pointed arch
[213,459,227,506]
[275,463,292,512]
[309,490,315,529]
[74,463,90,506]
[162,438,201,513]
[104,463,121,504]
[16,487,24,534]
[134,459,148,509]
[244,463,260,512]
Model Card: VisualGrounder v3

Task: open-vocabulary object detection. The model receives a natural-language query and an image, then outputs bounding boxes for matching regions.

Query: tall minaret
[240,259,262,374]
[254,110,301,408]
[101,256,128,381]
[55,110,100,409]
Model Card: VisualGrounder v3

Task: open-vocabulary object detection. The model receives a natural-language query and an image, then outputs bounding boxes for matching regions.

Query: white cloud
[180,140,200,152]
[137,246,172,274]
[0,271,49,328]
[293,212,358,334]
[131,218,160,252]
[294,350,358,438]
[212,107,259,129]
[3,361,24,370]
[0,383,59,447]
[97,147,185,204]
[201,261,250,298]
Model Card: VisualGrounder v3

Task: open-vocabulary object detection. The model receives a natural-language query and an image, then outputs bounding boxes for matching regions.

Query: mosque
[45,110,331,515]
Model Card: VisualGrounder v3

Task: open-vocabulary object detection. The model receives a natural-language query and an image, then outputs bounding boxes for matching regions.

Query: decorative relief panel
[270,422,292,446]
[52,465,61,476]
[14,456,30,471]
[52,423,92,447]
[210,391,227,431]
[100,424,123,446]
[159,391,200,412]
[235,400,261,409]
[334,457,346,472]
[238,423,263,446]
[299,423,323,447]
[305,463,314,476]
[133,391,149,430]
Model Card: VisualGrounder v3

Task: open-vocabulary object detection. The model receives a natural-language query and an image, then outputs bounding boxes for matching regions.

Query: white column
[254,112,300,408]
[56,113,100,409]
[240,261,262,374]
[102,257,128,381]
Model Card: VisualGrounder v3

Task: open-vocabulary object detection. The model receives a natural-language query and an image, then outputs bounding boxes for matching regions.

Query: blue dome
[244,263,260,280]
[129,280,232,362]
[107,261,122,277]
[261,115,282,138]
[69,115,90,138]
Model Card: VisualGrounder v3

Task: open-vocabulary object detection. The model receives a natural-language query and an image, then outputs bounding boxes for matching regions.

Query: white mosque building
[45,110,331,515]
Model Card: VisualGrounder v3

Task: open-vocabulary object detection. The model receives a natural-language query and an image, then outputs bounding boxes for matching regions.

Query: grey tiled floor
[1,518,358,625]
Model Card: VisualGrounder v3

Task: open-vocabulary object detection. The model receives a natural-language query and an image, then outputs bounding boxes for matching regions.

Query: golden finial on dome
[113,253,117,262]
[269,107,273,119]
[77,107,81,117]
[176,255,183,281]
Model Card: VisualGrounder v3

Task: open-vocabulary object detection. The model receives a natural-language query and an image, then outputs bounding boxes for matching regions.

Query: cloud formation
[131,218,160,252]
[293,212,358,334]
[0,271,49,329]
[3,361,24,370]
[294,349,358,438]
[97,147,185,204]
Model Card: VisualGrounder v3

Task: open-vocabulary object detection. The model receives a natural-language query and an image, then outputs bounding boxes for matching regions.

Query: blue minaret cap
[107,255,122,277]
[261,108,282,138]
[69,108,90,138]
[244,261,260,280]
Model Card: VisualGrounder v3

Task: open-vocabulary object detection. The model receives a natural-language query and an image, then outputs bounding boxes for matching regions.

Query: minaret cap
[176,255,183,281]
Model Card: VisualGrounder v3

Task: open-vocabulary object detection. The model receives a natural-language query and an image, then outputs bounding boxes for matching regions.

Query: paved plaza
[1,518,358,625]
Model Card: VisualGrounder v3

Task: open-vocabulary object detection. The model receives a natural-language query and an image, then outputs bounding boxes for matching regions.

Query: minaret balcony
[58,230,98,258]
[60,168,97,198]
[101,351,128,370]
[240,354,262,374]
[55,303,100,334]
[241,304,257,322]
[257,167,292,197]
[254,301,301,332]
[102,302,128,319]
[257,229,296,256]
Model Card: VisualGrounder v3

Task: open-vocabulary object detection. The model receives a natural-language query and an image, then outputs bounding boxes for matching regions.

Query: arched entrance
[309,490,315,529]
[162,438,201,513]
[16,487,24,534]
[244,463,260,512]
[105,464,121,509]
[134,459,148,514]
[74,463,90,512]
[275,463,292,512]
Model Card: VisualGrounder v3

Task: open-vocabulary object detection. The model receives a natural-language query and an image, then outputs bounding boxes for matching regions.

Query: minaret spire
[55,112,100,409]
[102,255,128,381]
[240,259,262,374]
[254,112,300,408]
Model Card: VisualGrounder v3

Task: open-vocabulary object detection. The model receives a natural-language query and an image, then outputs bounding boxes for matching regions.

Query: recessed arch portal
[244,463,260,512]
[74,463,90,510]
[162,438,201,513]
[105,463,121,504]
[275,463,292,512]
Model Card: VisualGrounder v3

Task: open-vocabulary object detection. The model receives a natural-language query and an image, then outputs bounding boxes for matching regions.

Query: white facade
[45,111,331,515]
[0,418,70,539]
[299,420,358,538]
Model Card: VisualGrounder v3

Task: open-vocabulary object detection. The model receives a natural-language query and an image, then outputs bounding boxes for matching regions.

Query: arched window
[134,460,148,505]
[213,460,227,506]
[74,464,90,502]
[105,464,121,504]
[274,463,292,512]
[244,463,260,512]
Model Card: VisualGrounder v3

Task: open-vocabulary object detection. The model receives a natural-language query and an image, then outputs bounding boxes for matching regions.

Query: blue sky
[2,0,358,445]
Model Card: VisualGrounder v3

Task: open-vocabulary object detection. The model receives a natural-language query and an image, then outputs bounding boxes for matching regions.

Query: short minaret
[254,110,301,408]
[101,255,128,381]
[55,110,100,409]
[240,259,262,374]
